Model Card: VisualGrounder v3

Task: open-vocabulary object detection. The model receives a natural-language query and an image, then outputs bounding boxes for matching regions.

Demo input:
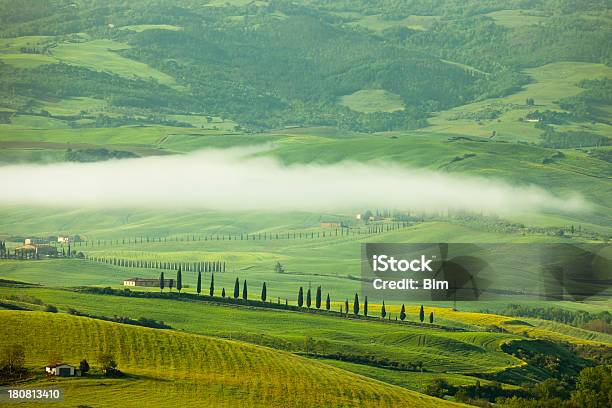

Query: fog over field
[0,147,588,214]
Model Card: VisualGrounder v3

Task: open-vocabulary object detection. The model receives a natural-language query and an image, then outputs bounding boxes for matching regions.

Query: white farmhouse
[45,363,80,377]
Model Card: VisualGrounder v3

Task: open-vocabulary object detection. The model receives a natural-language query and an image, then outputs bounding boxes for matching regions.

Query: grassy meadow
[1,311,463,408]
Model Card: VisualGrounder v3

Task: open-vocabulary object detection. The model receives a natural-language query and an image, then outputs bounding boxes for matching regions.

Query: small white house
[57,236,70,244]
[46,363,80,377]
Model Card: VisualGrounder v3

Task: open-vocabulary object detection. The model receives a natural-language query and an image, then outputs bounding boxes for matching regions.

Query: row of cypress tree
[157,266,435,324]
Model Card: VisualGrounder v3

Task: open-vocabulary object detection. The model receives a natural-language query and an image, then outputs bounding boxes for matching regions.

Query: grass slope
[0,310,460,407]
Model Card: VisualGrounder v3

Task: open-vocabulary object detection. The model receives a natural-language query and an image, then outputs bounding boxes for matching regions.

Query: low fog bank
[0,147,588,214]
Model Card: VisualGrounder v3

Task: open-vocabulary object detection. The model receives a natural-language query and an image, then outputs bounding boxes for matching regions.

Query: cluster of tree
[558,78,612,120]
[315,352,425,372]
[538,127,610,149]
[66,308,171,329]
[485,304,611,334]
[425,364,612,407]
[64,148,138,163]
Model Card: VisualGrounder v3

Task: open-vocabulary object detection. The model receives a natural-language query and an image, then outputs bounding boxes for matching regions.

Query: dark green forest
[0,0,610,131]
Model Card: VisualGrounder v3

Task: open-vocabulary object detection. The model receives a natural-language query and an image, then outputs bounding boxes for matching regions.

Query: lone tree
[297,287,304,308]
[429,311,434,324]
[315,286,322,309]
[176,266,182,293]
[242,280,248,300]
[325,293,330,311]
[1,344,25,376]
[196,270,202,295]
[419,305,425,323]
[381,301,386,318]
[209,273,215,297]
[261,282,267,302]
[159,272,165,293]
[364,296,368,317]
[353,293,360,315]
[98,353,119,377]
[344,299,349,315]
[233,278,240,299]
[306,288,312,308]
[400,304,406,321]
[221,287,226,298]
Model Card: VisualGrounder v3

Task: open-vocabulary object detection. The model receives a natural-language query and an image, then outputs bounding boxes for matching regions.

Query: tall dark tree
[381,301,386,318]
[429,311,434,324]
[345,299,349,315]
[209,273,215,296]
[419,305,425,323]
[159,272,165,293]
[176,266,182,293]
[400,304,406,321]
[242,280,248,300]
[233,278,240,299]
[221,287,226,298]
[169,279,174,292]
[364,296,368,317]
[297,287,304,307]
[315,286,322,309]
[353,293,359,316]
[306,288,312,308]
[196,270,202,295]
[325,293,330,310]
[261,282,267,302]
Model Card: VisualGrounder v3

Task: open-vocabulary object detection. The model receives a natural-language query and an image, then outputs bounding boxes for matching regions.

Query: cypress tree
[400,304,406,321]
[261,282,267,302]
[209,273,215,296]
[345,299,349,315]
[315,286,322,309]
[169,279,174,292]
[196,270,202,295]
[429,311,434,324]
[159,271,165,293]
[233,278,240,299]
[242,280,248,300]
[381,301,386,318]
[306,288,311,308]
[353,293,359,316]
[325,293,330,311]
[297,287,304,307]
[176,266,182,293]
[364,296,368,317]
[222,287,226,298]
[419,305,425,323]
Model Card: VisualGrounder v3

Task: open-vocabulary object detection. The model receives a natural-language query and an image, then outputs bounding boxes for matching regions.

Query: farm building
[320,221,347,228]
[46,363,80,377]
[24,238,47,245]
[14,244,58,258]
[57,235,70,244]
[123,277,173,287]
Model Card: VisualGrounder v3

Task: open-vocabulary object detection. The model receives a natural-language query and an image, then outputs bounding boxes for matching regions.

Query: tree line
[88,256,226,274]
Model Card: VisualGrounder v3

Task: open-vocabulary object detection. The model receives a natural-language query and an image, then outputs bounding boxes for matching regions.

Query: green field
[1,311,461,407]
[339,89,406,113]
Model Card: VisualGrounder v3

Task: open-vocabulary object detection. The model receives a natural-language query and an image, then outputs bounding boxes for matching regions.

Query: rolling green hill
[0,310,463,407]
